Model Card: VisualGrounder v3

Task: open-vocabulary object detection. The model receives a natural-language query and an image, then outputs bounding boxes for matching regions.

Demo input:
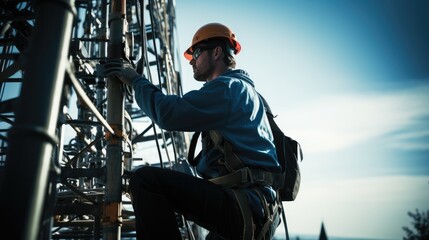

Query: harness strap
[209,167,275,188]
[187,131,201,166]
[209,167,249,187]
[187,130,247,172]
[210,130,244,172]
[254,189,269,240]
[253,188,280,240]
[229,189,254,240]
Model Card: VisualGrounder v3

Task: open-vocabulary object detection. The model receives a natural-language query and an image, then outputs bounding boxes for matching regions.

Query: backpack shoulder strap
[257,93,273,116]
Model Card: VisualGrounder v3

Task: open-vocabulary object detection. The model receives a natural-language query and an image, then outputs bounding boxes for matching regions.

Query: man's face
[190,45,216,82]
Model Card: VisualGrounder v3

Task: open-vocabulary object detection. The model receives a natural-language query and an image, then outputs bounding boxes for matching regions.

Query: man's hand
[97,59,141,86]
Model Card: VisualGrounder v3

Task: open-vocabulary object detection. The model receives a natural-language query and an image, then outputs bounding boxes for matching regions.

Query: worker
[102,22,282,240]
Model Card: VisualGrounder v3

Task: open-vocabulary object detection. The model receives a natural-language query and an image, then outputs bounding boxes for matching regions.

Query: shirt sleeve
[132,77,233,131]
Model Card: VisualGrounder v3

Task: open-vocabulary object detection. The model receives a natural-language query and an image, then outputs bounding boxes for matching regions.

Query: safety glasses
[192,46,216,60]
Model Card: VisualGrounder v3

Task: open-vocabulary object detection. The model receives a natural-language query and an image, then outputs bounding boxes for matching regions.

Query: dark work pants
[128,166,244,240]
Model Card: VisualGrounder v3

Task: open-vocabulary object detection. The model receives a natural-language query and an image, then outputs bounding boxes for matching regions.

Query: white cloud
[274,85,429,154]
[283,175,429,239]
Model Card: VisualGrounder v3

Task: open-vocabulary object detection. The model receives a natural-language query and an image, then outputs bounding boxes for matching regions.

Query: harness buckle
[241,167,253,185]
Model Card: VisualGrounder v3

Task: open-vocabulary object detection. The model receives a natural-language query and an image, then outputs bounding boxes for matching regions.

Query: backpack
[258,95,303,201]
[265,109,303,201]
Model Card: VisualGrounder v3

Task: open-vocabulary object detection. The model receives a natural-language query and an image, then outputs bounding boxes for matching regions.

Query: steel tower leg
[0,0,75,239]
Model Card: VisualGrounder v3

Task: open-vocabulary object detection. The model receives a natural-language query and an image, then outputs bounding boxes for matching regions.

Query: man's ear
[213,46,224,60]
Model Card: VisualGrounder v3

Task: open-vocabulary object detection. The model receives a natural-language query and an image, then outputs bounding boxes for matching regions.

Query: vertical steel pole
[0,0,75,239]
[103,0,127,239]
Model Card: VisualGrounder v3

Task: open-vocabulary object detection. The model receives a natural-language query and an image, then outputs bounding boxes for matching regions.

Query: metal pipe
[103,0,127,238]
[0,0,75,239]
[67,65,115,135]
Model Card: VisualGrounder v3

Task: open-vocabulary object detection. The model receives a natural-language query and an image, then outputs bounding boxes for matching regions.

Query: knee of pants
[128,166,148,194]
[128,166,158,194]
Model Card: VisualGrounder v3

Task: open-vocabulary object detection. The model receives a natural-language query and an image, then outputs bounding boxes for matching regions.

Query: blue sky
[174,1,429,239]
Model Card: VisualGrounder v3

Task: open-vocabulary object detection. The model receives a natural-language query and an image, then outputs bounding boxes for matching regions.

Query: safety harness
[188,131,281,240]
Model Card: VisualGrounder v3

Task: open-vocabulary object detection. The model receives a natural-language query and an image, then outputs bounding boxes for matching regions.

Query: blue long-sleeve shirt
[132,69,281,219]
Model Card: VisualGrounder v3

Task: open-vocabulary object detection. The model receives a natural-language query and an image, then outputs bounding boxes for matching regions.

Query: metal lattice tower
[0,0,198,239]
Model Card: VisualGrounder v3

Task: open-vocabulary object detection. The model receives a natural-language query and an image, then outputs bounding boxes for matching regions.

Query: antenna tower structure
[0,0,198,239]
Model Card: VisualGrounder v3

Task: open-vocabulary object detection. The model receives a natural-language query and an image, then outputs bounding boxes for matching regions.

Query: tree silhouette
[402,209,429,240]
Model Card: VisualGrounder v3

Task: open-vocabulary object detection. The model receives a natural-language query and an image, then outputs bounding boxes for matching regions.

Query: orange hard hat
[184,23,241,60]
